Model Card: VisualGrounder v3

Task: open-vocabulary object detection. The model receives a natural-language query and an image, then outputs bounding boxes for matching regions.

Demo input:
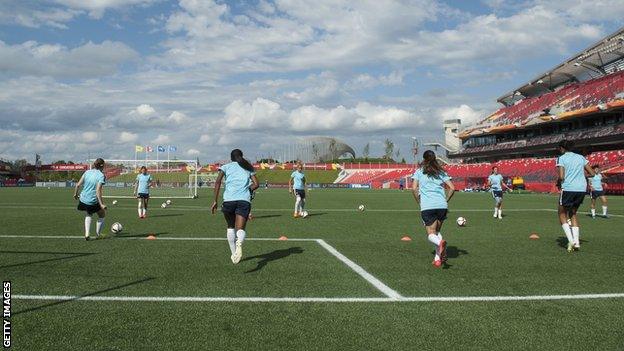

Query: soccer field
[2,187,624,350]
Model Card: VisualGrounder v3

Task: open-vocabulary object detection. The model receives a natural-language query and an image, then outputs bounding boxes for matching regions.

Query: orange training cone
[146,234,157,240]
[529,233,540,240]
[401,235,412,241]
[279,235,288,241]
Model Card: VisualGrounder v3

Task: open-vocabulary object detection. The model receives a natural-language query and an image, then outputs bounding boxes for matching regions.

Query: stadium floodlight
[574,62,582,66]
[536,79,543,84]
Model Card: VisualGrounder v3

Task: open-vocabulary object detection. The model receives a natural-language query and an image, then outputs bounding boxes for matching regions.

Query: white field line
[13,293,624,303]
[315,239,402,299]
[0,235,316,241]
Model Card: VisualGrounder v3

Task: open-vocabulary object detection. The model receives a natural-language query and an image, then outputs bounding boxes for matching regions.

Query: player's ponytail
[420,150,444,178]
[93,158,105,170]
[231,149,254,172]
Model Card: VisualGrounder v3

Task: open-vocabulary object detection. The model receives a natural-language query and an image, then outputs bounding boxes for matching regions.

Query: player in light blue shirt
[133,166,153,219]
[212,149,259,264]
[589,165,608,218]
[487,166,510,219]
[412,150,455,268]
[556,140,594,252]
[289,163,307,218]
[74,158,107,240]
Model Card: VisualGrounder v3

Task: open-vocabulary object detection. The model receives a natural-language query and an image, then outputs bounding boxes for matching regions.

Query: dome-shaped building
[292,137,356,162]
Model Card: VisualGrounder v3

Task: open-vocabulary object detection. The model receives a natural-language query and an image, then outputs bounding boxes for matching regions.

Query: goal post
[87,159,199,199]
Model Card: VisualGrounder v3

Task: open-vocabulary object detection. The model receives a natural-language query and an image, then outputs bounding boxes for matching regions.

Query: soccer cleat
[498,214,502,219]
[432,259,442,268]
[230,255,237,264]
[293,212,299,218]
[439,240,447,262]
[493,212,497,218]
[232,239,243,264]
[603,214,609,219]
[573,244,580,251]
[567,242,574,253]
[85,235,90,241]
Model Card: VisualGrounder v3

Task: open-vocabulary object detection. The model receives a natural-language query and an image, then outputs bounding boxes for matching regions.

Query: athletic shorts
[295,189,306,199]
[559,191,585,209]
[591,190,604,199]
[492,190,503,199]
[77,201,102,215]
[222,200,251,218]
[137,193,150,199]
[421,209,448,226]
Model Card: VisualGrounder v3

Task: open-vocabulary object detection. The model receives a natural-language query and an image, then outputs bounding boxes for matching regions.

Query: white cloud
[224,98,286,130]
[438,104,486,126]
[82,132,99,142]
[54,0,158,18]
[198,134,213,145]
[152,134,170,144]
[345,71,405,90]
[133,104,156,116]
[119,131,138,143]
[0,40,137,78]
[186,148,200,156]
[0,1,80,29]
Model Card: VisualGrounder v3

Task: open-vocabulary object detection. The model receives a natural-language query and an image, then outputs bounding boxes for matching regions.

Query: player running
[211,149,259,264]
[133,166,153,219]
[487,166,510,219]
[73,158,107,241]
[556,140,594,252]
[412,150,455,268]
[589,165,608,218]
[289,163,307,218]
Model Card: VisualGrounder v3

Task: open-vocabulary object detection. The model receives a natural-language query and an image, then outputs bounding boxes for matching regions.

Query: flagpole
[156,147,159,173]
[167,146,170,173]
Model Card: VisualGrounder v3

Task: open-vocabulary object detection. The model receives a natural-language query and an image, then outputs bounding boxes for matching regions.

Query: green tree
[383,139,394,159]
[362,143,370,160]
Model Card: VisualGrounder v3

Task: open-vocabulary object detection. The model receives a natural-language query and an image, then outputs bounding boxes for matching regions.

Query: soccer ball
[112,200,118,205]
[161,202,167,208]
[166,199,172,205]
[456,217,467,227]
[111,222,123,234]
[358,204,365,211]
[301,210,309,218]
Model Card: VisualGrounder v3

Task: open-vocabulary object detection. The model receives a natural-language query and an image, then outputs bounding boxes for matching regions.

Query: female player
[289,163,307,218]
[487,166,510,219]
[133,166,153,219]
[73,158,107,240]
[556,140,594,252]
[589,165,608,218]
[211,149,259,264]
[412,150,455,268]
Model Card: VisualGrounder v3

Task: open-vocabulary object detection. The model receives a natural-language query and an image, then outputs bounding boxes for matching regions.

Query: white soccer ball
[111,222,123,234]
[358,204,365,211]
[112,200,118,205]
[161,202,167,208]
[166,199,172,205]
[301,210,309,218]
[456,217,467,227]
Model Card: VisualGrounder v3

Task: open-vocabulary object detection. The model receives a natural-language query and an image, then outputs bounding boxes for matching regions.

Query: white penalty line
[0,235,317,242]
[13,293,624,303]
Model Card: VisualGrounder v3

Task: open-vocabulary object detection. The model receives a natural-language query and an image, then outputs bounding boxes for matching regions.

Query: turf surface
[1,187,623,350]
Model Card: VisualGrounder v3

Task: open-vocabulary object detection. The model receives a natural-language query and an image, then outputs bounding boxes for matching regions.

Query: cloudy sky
[0,0,622,163]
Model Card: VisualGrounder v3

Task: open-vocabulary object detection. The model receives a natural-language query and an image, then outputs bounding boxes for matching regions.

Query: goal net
[88,159,199,199]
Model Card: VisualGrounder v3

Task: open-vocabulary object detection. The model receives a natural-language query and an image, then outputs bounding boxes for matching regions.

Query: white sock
[437,232,443,241]
[84,216,92,237]
[602,206,608,216]
[300,199,305,211]
[498,208,502,217]
[591,208,596,216]
[226,228,236,255]
[295,197,301,213]
[561,223,574,244]
[428,233,441,246]
[143,208,147,217]
[138,203,142,217]
[236,229,246,243]
[494,207,498,216]
[571,227,580,246]
[96,218,105,236]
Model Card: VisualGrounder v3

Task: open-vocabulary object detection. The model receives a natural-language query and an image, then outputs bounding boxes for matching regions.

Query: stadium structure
[275,137,356,163]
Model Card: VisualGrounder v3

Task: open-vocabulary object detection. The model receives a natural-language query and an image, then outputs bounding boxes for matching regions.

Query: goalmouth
[87,159,199,199]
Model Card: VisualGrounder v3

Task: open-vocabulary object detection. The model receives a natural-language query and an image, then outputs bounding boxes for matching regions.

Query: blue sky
[0,0,622,163]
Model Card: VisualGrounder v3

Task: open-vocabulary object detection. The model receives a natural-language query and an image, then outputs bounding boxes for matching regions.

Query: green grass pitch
[1,187,624,350]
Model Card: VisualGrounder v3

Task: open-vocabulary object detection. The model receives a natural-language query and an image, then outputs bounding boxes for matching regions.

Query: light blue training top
[412,168,451,211]
[136,173,153,194]
[291,170,306,190]
[79,169,106,205]
[556,152,589,192]
[590,173,603,191]
[488,174,504,191]
[219,162,255,202]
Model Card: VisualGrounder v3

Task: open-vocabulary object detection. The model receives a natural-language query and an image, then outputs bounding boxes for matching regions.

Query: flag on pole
[169,145,177,152]
[135,145,144,152]
[146,146,154,152]
[157,145,166,152]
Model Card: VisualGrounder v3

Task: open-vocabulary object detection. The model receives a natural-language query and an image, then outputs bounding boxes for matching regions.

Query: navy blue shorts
[77,201,102,215]
[137,193,149,199]
[492,190,503,199]
[559,191,585,209]
[222,200,251,218]
[421,209,448,226]
[591,190,604,199]
[295,189,306,199]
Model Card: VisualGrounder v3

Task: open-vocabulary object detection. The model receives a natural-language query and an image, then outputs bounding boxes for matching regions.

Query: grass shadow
[242,247,304,273]
[149,213,184,218]
[304,212,327,218]
[555,236,589,248]
[115,232,169,238]
[250,214,282,219]
[0,250,95,269]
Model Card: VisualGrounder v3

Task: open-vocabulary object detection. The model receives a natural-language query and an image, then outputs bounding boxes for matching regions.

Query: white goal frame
[87,159,199,199]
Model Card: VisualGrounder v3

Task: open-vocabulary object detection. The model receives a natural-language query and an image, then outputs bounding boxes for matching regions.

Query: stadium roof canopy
[498,26,624,106]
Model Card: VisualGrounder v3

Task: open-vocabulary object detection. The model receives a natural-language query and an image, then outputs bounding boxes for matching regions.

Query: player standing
[412,150,455,268]
[556,140,594,252]
[487,166,510,219]
[73,158,107,240]
[289,163,306,218]
[133,166,153,219]
[211,149,259,264]
[589,165,608,218]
